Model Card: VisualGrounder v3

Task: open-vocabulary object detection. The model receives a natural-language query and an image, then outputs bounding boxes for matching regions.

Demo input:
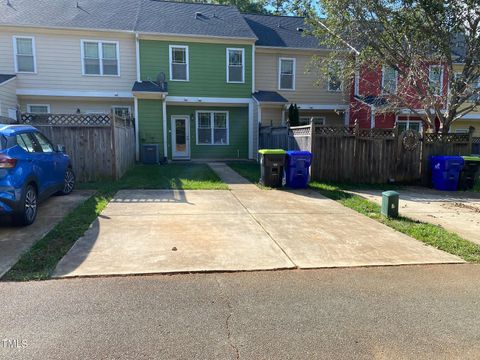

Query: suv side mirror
[55,144,66,153]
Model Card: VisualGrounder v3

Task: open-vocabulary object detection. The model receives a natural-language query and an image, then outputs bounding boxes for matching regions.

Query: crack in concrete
[216,277,240,360]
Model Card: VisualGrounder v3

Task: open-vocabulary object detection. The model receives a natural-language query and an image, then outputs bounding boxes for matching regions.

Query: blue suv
[0,124,75,225]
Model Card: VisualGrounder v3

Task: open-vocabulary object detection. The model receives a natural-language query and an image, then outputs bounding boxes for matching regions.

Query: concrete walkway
[53,186,462,278]
[0,191,92,278]
[351,187,480,246]
[207,162,259,191]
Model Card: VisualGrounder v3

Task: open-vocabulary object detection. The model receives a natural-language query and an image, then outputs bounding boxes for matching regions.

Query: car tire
[60,168,75,196]
[15,184,38,226]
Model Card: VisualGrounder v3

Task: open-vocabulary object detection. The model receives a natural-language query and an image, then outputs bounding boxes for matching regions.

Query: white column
[344,108,350,126]
[162,99,168,160]
[248,100,254,159]
[134,97,139,161]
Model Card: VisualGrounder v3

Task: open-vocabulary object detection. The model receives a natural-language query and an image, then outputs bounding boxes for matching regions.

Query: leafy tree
[306,0,480,133]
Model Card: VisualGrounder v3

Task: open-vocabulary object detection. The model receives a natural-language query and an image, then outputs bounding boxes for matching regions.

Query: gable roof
[0,74,15,85]
[136,1,256,39]
[243,14,324,49]
[0,0,256,40]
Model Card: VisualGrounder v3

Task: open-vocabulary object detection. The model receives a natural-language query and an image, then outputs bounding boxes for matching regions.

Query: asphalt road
[1,265,480,360]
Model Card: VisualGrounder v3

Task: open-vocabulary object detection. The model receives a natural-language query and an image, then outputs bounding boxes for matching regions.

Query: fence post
[111,111,118,180]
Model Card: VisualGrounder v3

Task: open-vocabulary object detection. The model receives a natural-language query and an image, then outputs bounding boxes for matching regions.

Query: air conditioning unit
[142,144,160,164]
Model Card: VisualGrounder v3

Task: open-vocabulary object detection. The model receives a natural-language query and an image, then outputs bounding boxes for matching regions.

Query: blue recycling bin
[430,156,464,191]
[285,151,312,188]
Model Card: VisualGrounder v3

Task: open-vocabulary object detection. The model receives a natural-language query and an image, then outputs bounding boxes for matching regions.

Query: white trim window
[169,45,189,81]
[328,61,343,92]
[278,58,296,90]
[454,128,469,134]
[196,111,229,145]
[226,48,245,83]
[81,40,120,76]
[112,106,131,117]
[429,65,444,96]
[13,36,36,73]
[397,120,422,132]
[27,104,50,113]
[299,116,325,125]
[382,65,398,94]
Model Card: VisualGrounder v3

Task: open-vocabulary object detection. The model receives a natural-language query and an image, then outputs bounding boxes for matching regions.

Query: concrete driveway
[351,187,480,246]
[53,188,462,278]
[0,190,92,278]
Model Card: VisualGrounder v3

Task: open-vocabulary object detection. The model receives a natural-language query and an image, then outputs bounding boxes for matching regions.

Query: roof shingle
[0,0,256,40]
[243,14,324,49]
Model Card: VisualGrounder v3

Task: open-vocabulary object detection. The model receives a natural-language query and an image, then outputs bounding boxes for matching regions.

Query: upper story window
[429,65,443,96]
[13,36,36,73]
[81,40,119,76]
[226,48,244,83]
[328,61,343,92]
[169,45,189,81]
[382,66,398,94]
[278,58,295,90]
[27,104,50,113]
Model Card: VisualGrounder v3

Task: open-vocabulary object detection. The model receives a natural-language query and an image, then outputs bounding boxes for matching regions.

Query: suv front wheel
[60,168,75,196]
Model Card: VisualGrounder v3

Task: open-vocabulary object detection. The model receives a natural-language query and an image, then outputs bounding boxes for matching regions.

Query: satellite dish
[156,72,166,84]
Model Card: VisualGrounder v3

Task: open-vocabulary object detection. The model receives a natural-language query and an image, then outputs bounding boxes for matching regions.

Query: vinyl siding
[0,78,17,118]
[0,27,136,93]
[450,120,480,136]
[140,40,252,98]
[298,110,345,126]
[138,99,165,158]
[261,106,283,127]
[166,105,248,159]
[18,97,133,114]
[255,49,349,105]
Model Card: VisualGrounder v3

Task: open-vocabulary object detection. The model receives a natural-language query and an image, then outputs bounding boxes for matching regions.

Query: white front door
[171,116,190,159]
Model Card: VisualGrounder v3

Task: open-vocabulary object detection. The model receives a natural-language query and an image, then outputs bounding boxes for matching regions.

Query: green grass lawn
[3,164,226,281]
[309,182,480,263]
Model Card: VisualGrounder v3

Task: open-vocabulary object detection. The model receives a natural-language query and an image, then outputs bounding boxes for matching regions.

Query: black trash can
[458,156,480,190]
[258,149,286,187]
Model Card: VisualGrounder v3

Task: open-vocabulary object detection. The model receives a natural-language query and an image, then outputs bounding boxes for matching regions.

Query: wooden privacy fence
[260,123,473,184]
[20,113,135,182]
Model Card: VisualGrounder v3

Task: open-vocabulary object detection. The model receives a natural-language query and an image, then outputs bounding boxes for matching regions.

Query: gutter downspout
[162,98,168,161]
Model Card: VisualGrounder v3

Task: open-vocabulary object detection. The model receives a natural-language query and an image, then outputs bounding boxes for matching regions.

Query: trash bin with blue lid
[430,156,464,191]
[285,150,312,188]
[258,149,286,187]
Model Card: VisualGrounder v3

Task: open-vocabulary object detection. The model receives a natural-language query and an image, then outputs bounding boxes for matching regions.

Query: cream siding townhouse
[244,14,350,135]
[0,0,138,120]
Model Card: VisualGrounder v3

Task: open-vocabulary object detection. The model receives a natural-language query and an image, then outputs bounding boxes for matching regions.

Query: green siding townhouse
[132,1,257,161]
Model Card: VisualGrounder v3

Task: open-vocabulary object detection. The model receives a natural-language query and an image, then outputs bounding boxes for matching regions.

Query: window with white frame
[196,111,229,145]
[82,41,119,76]
[328,61,343,92]
[382,66,398,94]
[14,36,36,73]
[429,65,443,95]
[397,120,422,133]
[170,45,189,81]
[27,104,50,113]
[227,48,244,83]
[279,58,295,90]
[299,116,325,125]
[454,128,469,134]
[112,106,131,118]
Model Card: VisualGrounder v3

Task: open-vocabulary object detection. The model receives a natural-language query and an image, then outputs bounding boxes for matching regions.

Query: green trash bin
[258,149,286,187]
[459,156,480,190]
[381,191,399,218]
